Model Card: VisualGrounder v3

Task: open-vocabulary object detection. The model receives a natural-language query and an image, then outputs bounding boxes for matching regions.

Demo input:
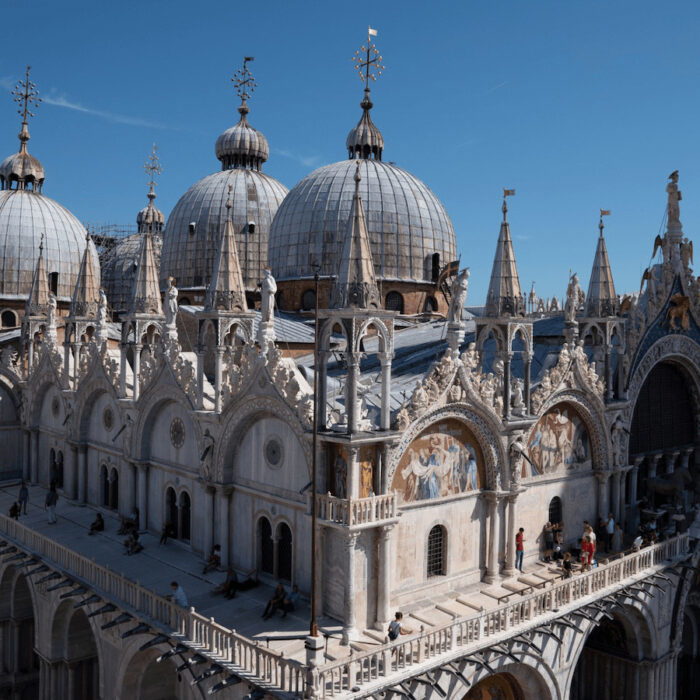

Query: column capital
[483,490,500,506]
[379,523,395,540]
[345,531,359,549]
[594,471,610,485]
[633,455,645,468]
[217,484,234,497]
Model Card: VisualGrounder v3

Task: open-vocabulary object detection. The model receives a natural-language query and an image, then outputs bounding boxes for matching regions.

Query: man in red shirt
[516,528,525,572]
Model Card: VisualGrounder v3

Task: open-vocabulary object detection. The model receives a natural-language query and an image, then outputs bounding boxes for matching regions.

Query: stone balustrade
[316,492,398,528]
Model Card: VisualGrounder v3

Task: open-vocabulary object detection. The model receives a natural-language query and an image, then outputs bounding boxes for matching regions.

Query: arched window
[301,289,316,311]
[423,296,438,313]
[277,522,293,581]
[385,291,404,314]
[48,272,59,295]
[548,496,562,525]
[101,466,109,507]
[1,310,16,328]
[166,488,178,538]
[431,253,441,281]
[258,517,273,575]
[179,491,191,541]
[55,452,64,490]
[109,468,119,510]
[427,525,446,577]
[49,448,56,485]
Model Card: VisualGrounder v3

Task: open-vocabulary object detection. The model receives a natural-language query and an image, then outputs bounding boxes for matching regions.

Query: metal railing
[316,492,397,527]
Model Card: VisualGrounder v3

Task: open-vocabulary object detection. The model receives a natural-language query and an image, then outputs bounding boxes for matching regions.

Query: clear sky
[1,0,699,305]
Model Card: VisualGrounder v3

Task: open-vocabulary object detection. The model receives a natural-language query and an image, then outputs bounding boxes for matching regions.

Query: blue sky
[2,0,699,304]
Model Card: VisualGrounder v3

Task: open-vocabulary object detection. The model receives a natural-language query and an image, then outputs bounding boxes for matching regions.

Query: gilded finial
[599,209,611,235]
[144,144,162,203]
[232,57,256,116]
[502,189,515,222]
[352,28,384,99]
[11,66,41,151]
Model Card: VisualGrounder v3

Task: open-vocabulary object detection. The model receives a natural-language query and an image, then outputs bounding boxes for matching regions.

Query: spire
[129,230,163,315]
[205,186,248,312]
[585,210,617,317]
[0,66,45,191]
[330,162,380,309]
[485,189,524,317]
[70,233,100,317]
[26,234,49,315]
[347,29,385,160]
[215,57,269,171]
[137,145,165,234]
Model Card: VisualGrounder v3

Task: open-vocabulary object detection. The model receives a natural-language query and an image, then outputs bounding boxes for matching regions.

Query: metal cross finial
[352,31,384,91]
[12,65,41,126]
[232,57,257,105]
[144,144,162,199]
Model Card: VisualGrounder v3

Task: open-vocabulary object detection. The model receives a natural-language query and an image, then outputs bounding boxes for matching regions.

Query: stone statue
[565,273,581,323]
[511,378,525,415]
[260,268,277,323]
[667,170,682,227]
[550,296,560,312]
[46,292,57,341]
[165,277,178,329]
[460,342,479,371]
[200,429,216,480]
[610,415,629,467]
[509,436,532,486]
[97,288,108,324]
[448,268,470,324]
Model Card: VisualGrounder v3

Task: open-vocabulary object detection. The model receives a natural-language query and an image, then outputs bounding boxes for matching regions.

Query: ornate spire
[129,230,163,316]
[330,162,380,309]
[347,29,385,160]
[205,185,248,312]
[216,57,269,170]
[0,66,45,191]
[70,233,101,318]
[485,189,524,317]
[585,210,617,317]
[137,145,165,234]
[26,234,49,316]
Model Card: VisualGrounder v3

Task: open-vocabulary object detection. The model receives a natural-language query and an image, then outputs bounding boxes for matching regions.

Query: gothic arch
[355,316,392,354]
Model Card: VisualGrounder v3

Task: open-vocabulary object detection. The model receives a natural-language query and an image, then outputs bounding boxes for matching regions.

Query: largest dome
[269,159,456,283]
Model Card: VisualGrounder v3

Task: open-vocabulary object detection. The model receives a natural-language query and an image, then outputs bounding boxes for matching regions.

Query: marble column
[610,471,621,521]
[214,347,224,413]
[132,344,142,401]
[30,429,39,484]
[376,525,394,628]
[503,353,512,420]
[119,345,127,398]
[342,531,359,644]
[523,353,532,414]
[217,487,231,567]
[203,486,216,556]
[484,492,499,583]
[379,353,392,431]
[665,450,680,475]
[22,429,30,481]
[137,463,149,530]
[596,472,610,521]
[649,453,661,479]
[196,351,205,410]
[346,446,360,500]
[67,443,78,500]
[681,447,694,470]
[619,468,627,517]
[346,356,360,434]
[317,350,328,431]
[631,456,643,503]
[503,492,518,576]
[77,445,87,504]
[605,347,614,402]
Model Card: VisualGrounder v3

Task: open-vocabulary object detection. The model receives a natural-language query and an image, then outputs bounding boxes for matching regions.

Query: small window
[385,291,404,314]
[301,289,316,311]
[431,253,441,281]
[549,496,563,525]
[48,272,59,295]
[423,296,437,313]
[427,525,446,577]
[1,310,17,328]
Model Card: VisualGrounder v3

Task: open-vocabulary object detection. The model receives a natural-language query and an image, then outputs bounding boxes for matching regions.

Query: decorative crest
[12,66,41,126]
[232,57,257,110]
[144,144,162,198]
[352,29,384,91]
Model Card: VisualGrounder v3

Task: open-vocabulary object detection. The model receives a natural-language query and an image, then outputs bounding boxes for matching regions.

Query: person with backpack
[387,612,412,641]
[45,485,58,524]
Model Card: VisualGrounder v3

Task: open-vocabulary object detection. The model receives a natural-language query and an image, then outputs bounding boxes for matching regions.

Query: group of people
[261,583,300,619]
[8,481,29,520]
[212,568,260,599]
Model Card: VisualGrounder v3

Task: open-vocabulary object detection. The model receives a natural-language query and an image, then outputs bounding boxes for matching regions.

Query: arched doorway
[121,647,180,700]
[258,517,273,575]
[166,488,178,538]
[51,606,99,699]
[109,467,119,510]
[179,491,191,542]
[101,465,110,508]
[678,570,700,695]
[277,522,293,581]
[464,672,524,699]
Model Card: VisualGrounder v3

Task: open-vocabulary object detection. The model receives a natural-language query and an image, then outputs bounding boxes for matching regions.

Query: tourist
[387,611,412,641]
[612,522,623,552]
[45,485,58,524]
[261,583,286,620]
[516,528,525,572]
[9,502,19,520]
[202,544,222,574]
[552,530,564,562]
[88,513,105,536]
[213,568,238,598]
[159,521,174,545]
[169,581,188,608]
[124,531,143,555]
[18,481,28,515]
[282,585,300,617]
[581,535,594,571]
[632,533,643,551]
[543,522,554,562]
[562,552,573,578]
[605,513,615,552]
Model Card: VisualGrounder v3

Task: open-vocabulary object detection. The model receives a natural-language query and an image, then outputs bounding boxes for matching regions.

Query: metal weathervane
[144,144,163,195]
[232,56,257,104]
[352,27,384,91]
[12,65,41,126]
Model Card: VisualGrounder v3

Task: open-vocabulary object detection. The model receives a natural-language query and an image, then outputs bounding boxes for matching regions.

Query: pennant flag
[503,188,516,197]
[600,209,611,216]
[368,27,378,36]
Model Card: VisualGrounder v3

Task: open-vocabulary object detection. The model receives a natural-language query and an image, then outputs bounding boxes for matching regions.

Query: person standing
[387,611,412,641]
[45,485,58,524]
[516,528,525,572]
[168,581,188,608]
[18,481,28,515]
[605,514,615,552]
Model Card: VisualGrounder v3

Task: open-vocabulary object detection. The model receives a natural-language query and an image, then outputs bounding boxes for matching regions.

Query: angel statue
[165,277,179,329]
[564,273,581,323]
[447,268,470,325]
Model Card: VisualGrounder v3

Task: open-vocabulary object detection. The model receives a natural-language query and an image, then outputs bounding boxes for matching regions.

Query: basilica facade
[0,48,699,700]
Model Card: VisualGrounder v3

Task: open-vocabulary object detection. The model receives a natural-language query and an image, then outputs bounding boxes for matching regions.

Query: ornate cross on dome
[352,29,384,92]
[12,66,41,127]
[144,144,162,199]
[232,57,257,107]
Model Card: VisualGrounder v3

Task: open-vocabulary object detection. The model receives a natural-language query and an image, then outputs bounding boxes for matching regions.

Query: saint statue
[260,269,277,323]
[447,268,470,324]
[97,288,108,326]
[667,170,682,227]
[165,277,178,328]
[565,273,581,323]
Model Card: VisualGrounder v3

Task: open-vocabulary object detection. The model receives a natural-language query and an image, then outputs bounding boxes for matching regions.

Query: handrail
[0,514,305,693]
[316,492,397,527]
[311,534,689,698]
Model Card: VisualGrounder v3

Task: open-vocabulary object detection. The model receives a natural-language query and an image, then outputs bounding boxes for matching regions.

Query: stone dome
[0,189,98,300]
[269,158,456,283]
[215,105,270,170]
[136,200,165,232]
[0,125,45,191]
[161,168,288,291]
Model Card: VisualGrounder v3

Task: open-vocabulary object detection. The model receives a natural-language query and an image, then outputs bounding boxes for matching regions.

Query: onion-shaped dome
[137,194,165,234]
[102,232,163,316]
[0,125,45,192]
[215,103,270,171]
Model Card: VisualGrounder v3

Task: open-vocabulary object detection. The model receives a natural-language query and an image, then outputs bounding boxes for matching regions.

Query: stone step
[481,586,519,603]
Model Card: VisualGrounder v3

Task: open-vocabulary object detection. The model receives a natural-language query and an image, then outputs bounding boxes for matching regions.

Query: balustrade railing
[316,492,397,527]
[311,534,689,698]
[0,514,305,693]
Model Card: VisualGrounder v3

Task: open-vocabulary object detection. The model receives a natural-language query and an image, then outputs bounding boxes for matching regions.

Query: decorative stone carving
[164,277,178,335]
[46,292,57,343]
[447,268,469,325]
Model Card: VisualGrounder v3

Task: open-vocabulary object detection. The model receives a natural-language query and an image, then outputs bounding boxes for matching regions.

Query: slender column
[22,429,30,481]
[346,355,359,434]
[619,468,627,514]
[196,351,205,410]
[665,450,680,475]
[610,471,621,521]
[379,353,392,430]
[63,342,71,386]
[132,344,142,401]
[67,443,78,500]
[317,350,328,431]
[523,353,532,414]
[631,456,643,503]
[605,347,613,402]
[346,446,360,500]
[27,336,34,370]
[484,492,499,583]
[71,343,80,389]
[203,486,216,556]
[30,429,39,484]
[617,347,626,399]
[342,531,359,644]
[119,345,127,397]
[649,453,661,478]
[217,487,231,566]
[596,471,610,521]
[137,464,149,530]
[376,525,394,628]
[503,353,511,420]
[214,347,223,413]
[681,447,693,470]
[503,492,518,576]
[77,444,87,504]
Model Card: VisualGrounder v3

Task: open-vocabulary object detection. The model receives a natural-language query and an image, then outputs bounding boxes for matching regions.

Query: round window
[264,437,284,468]
[170,417,185,448]
[103,407,114,431]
